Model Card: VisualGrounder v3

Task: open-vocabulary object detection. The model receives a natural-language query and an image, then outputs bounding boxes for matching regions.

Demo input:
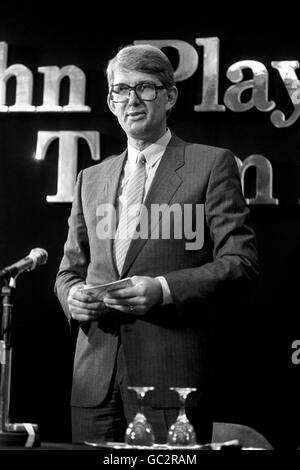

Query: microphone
[0,248,48,281]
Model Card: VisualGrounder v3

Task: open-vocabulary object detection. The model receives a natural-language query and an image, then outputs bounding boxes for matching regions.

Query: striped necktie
[114,153,146,274]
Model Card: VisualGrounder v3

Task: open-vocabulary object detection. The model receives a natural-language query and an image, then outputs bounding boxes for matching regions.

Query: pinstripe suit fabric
[55,134,258,416]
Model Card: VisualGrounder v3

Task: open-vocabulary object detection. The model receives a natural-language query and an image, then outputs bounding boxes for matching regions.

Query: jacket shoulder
[186,141,233,157]
[171,133,234,158]
[82,153,124,176]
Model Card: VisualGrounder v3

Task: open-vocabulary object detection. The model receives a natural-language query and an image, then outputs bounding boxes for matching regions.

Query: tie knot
[137,153,146,165]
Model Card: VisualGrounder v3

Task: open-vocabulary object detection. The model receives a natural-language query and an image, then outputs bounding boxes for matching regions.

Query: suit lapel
[98,150,127,278]
[121,135,185,277]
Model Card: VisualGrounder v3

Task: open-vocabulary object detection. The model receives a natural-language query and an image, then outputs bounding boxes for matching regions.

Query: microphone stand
[0,277,39,446]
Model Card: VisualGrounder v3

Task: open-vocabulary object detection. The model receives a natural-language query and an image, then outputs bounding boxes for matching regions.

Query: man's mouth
[127,111,146,118]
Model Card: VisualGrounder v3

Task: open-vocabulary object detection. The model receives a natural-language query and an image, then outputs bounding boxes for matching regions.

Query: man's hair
[106,44,175,89]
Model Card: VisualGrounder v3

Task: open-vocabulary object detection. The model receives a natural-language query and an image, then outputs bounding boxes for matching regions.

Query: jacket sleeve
[164,150,259,310]
[54,170,88,321]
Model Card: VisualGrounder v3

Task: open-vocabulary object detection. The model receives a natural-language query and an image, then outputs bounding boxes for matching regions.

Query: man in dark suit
[55,44,259,445]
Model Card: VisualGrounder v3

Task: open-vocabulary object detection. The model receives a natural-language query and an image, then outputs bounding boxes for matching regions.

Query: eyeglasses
[109,82,165,102]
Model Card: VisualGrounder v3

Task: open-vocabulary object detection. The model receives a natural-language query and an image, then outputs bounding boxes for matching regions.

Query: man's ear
[107,94,117,115]
[166,86,178,112]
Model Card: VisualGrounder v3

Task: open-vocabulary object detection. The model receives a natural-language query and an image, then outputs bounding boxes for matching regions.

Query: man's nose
[128,88,141,105]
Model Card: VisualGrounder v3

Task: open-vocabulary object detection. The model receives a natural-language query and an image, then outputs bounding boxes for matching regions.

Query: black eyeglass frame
[109,82,166,102]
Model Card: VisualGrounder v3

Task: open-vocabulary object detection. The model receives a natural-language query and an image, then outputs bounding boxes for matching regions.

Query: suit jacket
[55,133,259,409]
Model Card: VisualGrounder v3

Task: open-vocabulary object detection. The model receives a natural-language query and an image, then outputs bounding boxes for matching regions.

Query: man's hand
[103,276,163,315]
[68,284,108,322]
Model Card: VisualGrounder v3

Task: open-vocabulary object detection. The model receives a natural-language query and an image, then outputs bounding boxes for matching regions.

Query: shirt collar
[127,129,172,167]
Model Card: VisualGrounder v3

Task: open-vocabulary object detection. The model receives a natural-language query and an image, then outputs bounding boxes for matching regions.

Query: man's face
[107,67,177,144]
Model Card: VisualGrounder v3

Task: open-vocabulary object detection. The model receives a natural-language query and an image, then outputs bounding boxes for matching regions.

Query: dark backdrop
[0,4,299,450]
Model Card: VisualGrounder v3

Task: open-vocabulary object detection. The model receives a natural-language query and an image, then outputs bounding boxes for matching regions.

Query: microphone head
[28,248,48,270]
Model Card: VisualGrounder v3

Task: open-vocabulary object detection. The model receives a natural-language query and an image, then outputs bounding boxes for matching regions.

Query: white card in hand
[81,277,133,301]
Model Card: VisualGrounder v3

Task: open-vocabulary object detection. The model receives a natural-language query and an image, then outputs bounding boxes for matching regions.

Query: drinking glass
[125,386,155,446]
[167,387,197,446]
